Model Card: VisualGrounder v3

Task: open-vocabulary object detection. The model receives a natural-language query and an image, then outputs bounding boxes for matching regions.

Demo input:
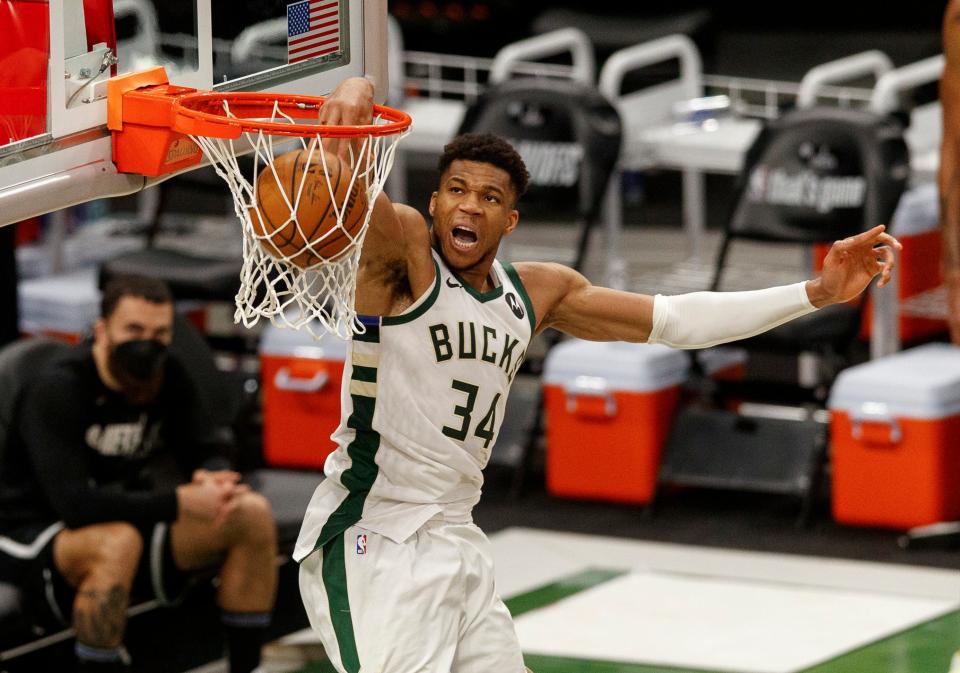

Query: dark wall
[0,225,17,348]
[708,1,946,30]
[389,1,944,80]
[388,2,946,50]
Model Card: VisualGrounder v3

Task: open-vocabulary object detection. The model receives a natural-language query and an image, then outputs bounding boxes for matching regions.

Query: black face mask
[110,339,168,381]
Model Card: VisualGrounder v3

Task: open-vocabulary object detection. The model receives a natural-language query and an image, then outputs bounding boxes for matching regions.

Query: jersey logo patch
[505,292,525,320]
[356,534,367,555]
[446,277,462,289]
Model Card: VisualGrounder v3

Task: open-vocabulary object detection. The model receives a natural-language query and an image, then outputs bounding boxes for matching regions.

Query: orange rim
[172,91,412,139]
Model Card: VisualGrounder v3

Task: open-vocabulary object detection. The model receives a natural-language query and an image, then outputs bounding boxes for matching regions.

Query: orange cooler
[259,325,347,470]
[828,343,960,529]
[543,340,689,504]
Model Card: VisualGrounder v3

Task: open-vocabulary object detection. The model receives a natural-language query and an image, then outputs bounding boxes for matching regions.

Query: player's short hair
[438,133,530,201]
[100,274,173,318]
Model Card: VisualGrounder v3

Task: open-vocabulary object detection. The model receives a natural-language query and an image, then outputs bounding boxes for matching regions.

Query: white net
[190,100,408,339]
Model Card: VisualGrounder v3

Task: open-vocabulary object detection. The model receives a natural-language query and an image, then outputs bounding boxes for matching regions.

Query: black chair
[0,338,74,650]
[706,106,908,397]
[100,246,243,304]
[0,339,78,657]
[458,76,622,275]
[654,106,909,525]
[456,76,623,495]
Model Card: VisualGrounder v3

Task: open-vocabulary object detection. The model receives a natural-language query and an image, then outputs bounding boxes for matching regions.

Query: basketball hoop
[108,67,411,339]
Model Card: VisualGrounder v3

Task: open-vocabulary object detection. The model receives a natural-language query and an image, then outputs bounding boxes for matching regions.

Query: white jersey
[294,249,535,562]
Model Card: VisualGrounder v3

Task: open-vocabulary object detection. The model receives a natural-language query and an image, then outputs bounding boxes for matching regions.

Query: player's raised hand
[318,76,374,160]
[808,224,902,307]
[319,76,373,126]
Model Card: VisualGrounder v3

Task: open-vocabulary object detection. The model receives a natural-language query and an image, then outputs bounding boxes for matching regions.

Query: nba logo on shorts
[356,534,367,555]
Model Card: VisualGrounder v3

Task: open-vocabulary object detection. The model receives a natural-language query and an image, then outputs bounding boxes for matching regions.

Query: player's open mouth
[451,226,478,250]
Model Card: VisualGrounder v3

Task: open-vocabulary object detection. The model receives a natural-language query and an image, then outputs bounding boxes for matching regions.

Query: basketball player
[0,275,276,673]
[942,0,960,347]
[294,76,901,673]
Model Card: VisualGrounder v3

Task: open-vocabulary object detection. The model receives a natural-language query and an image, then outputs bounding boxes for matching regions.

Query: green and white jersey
[294,249,535,561]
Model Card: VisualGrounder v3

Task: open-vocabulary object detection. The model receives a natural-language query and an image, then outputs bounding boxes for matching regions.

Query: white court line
[496,528,959,673]
[514,570,957,673]
[489,527,960,600]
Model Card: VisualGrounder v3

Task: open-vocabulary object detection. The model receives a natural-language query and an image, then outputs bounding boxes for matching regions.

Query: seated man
[0,274,277,673]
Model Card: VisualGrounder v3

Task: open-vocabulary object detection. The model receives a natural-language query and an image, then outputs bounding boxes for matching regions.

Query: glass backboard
[0,0,388,227]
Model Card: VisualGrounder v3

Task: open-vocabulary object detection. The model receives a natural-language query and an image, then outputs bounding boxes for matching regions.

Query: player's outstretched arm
[317,77,434,308]
[524,225,900,349]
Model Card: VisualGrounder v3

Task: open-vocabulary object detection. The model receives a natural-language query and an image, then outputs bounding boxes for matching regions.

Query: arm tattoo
[74,585,129,648]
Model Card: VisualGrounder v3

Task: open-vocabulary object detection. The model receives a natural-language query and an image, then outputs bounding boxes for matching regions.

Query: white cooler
[828,343,960,529]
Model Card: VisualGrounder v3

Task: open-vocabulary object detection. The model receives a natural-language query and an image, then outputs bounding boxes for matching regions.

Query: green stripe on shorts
[322,532,360,673]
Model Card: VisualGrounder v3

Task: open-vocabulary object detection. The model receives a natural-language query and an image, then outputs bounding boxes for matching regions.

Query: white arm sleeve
[646,282,817,349]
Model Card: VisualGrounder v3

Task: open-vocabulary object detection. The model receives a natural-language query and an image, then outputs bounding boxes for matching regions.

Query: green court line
[801,608,959,673]
[289,568,960,673]
[504,567,627,618]
[522,654,714,673]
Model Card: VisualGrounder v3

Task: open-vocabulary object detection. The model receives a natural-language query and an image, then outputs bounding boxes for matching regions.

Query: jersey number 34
[441,379,502,449]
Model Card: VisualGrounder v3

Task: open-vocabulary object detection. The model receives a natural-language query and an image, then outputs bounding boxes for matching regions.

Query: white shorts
[299,520,524,673]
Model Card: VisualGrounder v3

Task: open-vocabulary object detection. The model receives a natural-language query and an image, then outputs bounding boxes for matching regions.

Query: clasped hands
[177,469,249,528]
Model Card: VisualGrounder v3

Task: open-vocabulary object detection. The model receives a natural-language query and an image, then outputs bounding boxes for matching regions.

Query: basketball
[250,149,368,267]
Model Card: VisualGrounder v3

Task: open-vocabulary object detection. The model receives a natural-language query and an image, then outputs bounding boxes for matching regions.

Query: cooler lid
[259,323,348,361]
[18,269,101,333]
[889,183,938,237]
[696,346,747,375]
[828,343,960,419]
[543,339,690,392]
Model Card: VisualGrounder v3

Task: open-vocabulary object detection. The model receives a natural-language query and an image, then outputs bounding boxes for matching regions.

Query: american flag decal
[287,0,341,64]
